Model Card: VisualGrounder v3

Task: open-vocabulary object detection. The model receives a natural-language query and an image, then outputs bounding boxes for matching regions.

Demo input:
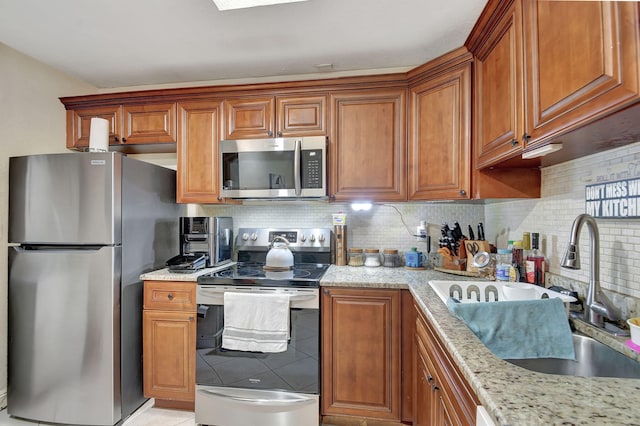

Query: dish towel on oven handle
[222,292,290,353]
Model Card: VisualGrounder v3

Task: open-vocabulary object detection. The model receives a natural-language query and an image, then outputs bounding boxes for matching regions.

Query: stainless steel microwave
[220,136,327,199]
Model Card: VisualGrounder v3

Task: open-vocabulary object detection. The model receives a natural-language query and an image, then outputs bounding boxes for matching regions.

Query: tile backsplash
[194,140,640,318]
[197,202,484,257]
[485,140,640,315]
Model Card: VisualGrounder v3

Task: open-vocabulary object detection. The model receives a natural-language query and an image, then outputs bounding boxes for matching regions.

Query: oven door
[195,286,320,426]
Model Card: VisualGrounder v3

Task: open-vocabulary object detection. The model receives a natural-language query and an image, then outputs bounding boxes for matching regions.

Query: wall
[485,141,640,318]
[196,202,484,262]
[0,43,97,407]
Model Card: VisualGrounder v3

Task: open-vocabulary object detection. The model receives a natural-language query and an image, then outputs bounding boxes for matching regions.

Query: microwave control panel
[301,149,323,188]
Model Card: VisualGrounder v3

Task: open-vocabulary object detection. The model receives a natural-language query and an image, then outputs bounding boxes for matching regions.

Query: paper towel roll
[88,117,109,152]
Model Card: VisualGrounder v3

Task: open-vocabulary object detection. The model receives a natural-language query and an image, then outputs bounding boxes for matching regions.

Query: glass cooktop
[197,262,329,288]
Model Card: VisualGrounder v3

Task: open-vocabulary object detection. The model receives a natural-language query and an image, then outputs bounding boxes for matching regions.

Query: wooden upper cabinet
[122,103,176,145]
[225,95,327,139]
[176,100,226,204]
[523,0,640,147]
[276,95,327,137]
[472,0,525,168]
[409,61,471,200]
[66,105,121,150]
[225,97,275,139]
[66,103,176,150]
[329,88,407,202]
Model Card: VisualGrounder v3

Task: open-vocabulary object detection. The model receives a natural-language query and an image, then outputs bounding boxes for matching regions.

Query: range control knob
[250,232,258,241]
[309,234,316,242]
[319,234,326,242]
[242,233,250,241]
[300,234,307,242]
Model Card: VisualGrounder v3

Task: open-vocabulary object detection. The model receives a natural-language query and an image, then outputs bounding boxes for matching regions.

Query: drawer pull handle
[167,293,174,300]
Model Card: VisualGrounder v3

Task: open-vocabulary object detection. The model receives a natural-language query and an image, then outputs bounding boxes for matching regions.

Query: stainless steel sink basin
[506,333,640,379]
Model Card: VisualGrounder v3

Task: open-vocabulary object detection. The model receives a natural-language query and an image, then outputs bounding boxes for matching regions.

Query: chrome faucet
[561,213,621,328]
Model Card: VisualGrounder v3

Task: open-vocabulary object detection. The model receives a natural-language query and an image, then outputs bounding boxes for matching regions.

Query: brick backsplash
[198,202,484,257]
[486,141,640,304]
[194,140,640,315]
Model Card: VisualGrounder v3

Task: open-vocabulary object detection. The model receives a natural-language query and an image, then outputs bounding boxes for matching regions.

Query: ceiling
[0,0,487,89]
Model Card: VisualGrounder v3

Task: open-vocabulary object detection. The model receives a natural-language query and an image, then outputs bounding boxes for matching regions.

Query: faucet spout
[561,213,620,327]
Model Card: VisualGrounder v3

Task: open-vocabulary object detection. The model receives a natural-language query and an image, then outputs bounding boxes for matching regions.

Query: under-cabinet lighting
[521,143,563,159]
[351,202,372,211]
[211,0,309,10]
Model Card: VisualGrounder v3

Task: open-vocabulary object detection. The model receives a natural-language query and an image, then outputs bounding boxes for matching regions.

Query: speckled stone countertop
[139,263,235,282]
[322,265,640,426]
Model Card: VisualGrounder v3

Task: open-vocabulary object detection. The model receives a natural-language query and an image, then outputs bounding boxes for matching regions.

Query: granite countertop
[322,265,640,426]
[139,262,235,282]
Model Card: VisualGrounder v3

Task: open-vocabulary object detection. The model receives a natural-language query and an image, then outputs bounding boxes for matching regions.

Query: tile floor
[0,399,196,426]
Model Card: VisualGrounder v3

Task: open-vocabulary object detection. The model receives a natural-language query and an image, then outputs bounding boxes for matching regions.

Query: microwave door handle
[294,138,302,196]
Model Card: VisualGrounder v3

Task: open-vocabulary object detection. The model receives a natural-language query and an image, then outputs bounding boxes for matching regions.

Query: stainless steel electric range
[195,228,332,426]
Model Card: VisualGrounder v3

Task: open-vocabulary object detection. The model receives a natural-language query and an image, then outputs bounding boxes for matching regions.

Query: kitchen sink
[428,280,576,304]
[506,333,640,379]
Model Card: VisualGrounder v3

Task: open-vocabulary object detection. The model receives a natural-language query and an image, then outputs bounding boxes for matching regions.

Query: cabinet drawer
[144,281,196,311]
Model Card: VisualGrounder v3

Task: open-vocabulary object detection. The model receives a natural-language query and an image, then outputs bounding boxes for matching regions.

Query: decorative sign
[585,178,640,218]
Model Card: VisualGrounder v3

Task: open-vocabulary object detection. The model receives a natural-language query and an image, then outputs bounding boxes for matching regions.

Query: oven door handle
[200,389,316,406]
[198,288,316,302]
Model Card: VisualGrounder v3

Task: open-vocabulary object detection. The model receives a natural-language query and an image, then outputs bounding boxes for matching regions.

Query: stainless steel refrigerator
[7,152,180,425]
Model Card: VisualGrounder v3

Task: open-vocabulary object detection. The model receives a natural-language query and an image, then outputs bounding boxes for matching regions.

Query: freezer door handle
[199,389,315,406]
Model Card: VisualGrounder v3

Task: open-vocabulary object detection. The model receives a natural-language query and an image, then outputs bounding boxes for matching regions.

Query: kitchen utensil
[265,236,294,269]
[478,222,485,240]
[468,225,475,240]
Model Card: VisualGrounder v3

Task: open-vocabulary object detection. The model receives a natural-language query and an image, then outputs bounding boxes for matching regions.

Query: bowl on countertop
[501,283,537,301]
[628,317,640,346]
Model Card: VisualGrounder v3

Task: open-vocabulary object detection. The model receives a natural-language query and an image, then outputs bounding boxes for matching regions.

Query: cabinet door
[321,288,401,421]
[414,336,437,426]
[524,0,640,146]
[143,310,196,402]
[66,105,121,150]
[415,305,478,426]
[225,97,275,139]
[276,95,327,136]
[409,63,471,200]
[122,103,176,145]
[176,100,225,204]
[473,0,525,168]
[330,89,407,202]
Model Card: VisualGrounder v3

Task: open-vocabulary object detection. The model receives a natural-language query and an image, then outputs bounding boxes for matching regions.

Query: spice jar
[383,249,400,267]
[364,249,382,267]
[348,248,364,267]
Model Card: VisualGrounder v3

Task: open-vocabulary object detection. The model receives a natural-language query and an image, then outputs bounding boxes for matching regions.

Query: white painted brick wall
[486,141,640,303]
[198,202,484,259]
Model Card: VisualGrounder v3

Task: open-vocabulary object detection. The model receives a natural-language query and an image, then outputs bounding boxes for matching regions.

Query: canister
[364,248,382,267]
[348,248,364,267]
[383,249,400,267]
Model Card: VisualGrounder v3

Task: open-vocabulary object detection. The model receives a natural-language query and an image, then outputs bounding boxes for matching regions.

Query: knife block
[464,240,491,273]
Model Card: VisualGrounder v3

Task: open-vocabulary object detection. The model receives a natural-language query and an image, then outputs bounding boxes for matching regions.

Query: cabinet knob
[323,289,330,295]
[114,136,119,142]
[511,139,519,147]
[167,293,174,300]
[459,189,466,196]
[431,383,439,392]
[189,316,194,321]
[277,131,283,137]
[427,375,434,383]
[121,137,127,143]
[268,131,274,137]
[217,196,223,201]
[522,133,531,141]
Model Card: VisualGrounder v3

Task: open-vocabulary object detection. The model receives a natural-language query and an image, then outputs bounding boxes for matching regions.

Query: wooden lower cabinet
[143,281,196,409]
[414,303,479,426]
[321,287,404,422]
